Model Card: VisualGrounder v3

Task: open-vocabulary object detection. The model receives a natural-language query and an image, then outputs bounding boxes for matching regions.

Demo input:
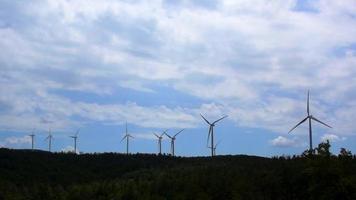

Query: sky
[1,0,356,157]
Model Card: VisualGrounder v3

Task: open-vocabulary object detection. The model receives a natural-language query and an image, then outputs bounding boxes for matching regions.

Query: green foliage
[0,146,355,200]
[316,139,331,157]
[339,148,352,158]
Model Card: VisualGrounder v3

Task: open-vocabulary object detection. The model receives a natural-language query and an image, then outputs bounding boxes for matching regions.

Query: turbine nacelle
[121,134,134,141]
[154,134,163,140]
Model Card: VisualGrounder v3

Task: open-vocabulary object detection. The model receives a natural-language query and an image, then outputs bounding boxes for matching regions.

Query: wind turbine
[121,122,133,155]
[45,128,53,152]
[70,129,79,154]
[153,130,166,155]
[164,129,184,156]
[201,114,228,157]
[289,90,332,153]
[208,140,221,156]
[28,129,35,150]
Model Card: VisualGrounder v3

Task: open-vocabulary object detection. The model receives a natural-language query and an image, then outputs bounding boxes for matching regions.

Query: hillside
[0,148,355,200]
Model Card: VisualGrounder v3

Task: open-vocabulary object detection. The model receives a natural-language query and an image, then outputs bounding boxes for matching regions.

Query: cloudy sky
[1,0,356,156]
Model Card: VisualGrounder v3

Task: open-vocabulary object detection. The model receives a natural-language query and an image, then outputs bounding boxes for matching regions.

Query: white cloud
[131,133,157,140]
[269,136,300,147]
[5,136,31,144]
[118,80,155,93]
[61,145,79,154]
[0,0,356,138]
[321,134,346,142]
[0,136,31,148]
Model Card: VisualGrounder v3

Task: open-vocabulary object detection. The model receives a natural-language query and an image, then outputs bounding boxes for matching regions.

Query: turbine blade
[121,135,127,142]
[76,129,80,136]
[174,129,184,137]
[207,126,212,145]
[215,140,221,148]
[288,116,308,133]
[200,114,211,125]
[129,135,134,138]
[307,90,310,115]
[154,133,160,138]
[311,116,332,128]
[165,133,173,139]
[162,129,169,135]
[212,115,228,124]
[125,121,128,134]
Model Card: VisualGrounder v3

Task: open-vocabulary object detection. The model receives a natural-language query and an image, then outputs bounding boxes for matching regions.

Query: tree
[339,148,352,158]
[315,140,331,157]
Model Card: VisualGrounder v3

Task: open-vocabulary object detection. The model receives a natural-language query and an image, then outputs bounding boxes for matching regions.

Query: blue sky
[1,0,356,157]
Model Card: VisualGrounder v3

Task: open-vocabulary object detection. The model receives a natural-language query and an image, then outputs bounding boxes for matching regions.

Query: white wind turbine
[201,114,228,157]
[289,90,332,153]
[45,128,53,152]
[69,129,79,154]
[208,140,221,156]
[28,128,35,150]
[164,129,184,156]
[153,130,166,155]
[121,122,134,155]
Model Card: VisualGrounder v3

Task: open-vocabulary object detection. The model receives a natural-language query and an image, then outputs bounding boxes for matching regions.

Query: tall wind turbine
[70,129,79,154]
[165,129,184,156]
[289,90,332,153]
[45,128,53,152]
[28,129,35,150]
[153,131,166,155]
[201,114,228,157]
[121,122,133,155]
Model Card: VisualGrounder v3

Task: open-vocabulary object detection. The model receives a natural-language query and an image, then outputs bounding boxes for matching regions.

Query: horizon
[1,0,356,157]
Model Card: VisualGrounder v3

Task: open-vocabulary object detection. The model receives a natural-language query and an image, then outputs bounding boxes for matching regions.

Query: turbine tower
[121,122,133,155]
[153,131,166,155]
[28,129,35,150]
[201,114,228,157]
[70,129,79,154]
[165,129,184,156]
[45,128,53,152]
[289,90,332,154]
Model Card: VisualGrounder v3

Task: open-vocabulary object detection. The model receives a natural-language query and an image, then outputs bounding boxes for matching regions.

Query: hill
[0,148,355,200]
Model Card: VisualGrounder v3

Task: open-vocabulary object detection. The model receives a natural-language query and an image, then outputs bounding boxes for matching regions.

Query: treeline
[0,142,355,200]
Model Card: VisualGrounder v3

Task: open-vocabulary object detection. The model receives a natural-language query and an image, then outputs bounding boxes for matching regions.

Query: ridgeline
[0,147,355,200]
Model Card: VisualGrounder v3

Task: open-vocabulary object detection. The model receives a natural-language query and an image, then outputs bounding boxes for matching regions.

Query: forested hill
[0,148,356,200]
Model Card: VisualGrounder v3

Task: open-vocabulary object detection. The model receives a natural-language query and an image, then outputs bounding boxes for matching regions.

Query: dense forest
[0,141,355,200]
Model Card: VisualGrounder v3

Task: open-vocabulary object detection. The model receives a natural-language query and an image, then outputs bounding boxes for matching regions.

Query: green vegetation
[0,142,355,200]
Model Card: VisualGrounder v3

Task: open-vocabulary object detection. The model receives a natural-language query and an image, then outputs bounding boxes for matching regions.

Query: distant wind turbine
[153,130,166,155]
[201,114,228,157]
[208,140,221,156]
[165,129,184,156]
[28,129,35,150]
[121,122,133,155]
[70,129,79,154]
[289,90,332,153]
[45,128,53,152]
